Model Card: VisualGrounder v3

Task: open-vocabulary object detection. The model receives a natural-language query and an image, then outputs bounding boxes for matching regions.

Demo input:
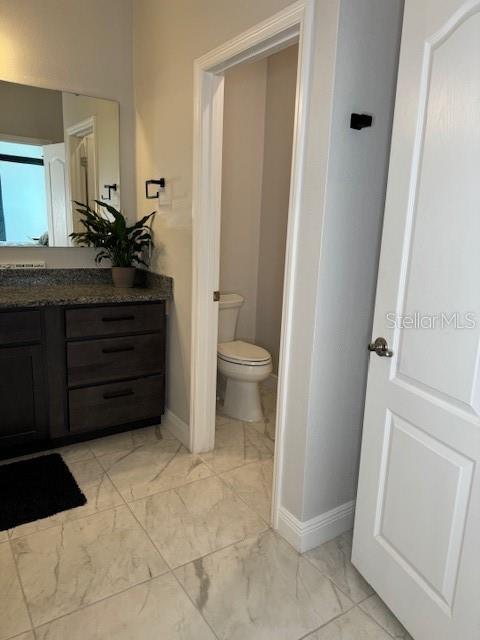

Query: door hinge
[213,291,220,302]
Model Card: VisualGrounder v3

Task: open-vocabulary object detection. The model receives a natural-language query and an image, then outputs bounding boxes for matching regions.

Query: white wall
[220,46,297,370]
[0,81,63,143]
[301,0,404,521]
[0,0,134,268]
[220,59,267,343]
[256,45,298,371]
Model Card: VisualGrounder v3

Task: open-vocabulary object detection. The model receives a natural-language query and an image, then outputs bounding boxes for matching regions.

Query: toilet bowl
[217,340,272,422]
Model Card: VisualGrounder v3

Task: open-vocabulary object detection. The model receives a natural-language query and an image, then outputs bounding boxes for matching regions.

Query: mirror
[0,80,120,247]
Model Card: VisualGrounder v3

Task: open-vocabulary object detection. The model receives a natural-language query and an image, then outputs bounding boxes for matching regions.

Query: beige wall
[0,0,134,268]
[219,46,297,371]
[220,59,268,343]
[256,45,298,371]
[0,81,63,143]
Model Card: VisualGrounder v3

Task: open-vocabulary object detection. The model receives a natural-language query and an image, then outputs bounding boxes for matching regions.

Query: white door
[352,1,480,639]
[43,143,70,246]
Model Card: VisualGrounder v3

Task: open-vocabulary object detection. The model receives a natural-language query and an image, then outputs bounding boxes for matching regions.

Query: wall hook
[350,113,373,130]
[101,183,118,200]
[145,178,166,199]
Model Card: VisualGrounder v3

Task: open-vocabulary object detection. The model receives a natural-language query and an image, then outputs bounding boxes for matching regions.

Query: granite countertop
[0,268,173,309]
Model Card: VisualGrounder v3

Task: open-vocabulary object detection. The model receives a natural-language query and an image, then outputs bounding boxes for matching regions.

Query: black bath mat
[0,453,87,531]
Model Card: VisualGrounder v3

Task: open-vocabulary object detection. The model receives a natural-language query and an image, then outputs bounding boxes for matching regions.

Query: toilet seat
[218,340,271,366]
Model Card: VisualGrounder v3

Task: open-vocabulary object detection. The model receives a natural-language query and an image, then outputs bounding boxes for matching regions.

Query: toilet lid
[218,340,271,366]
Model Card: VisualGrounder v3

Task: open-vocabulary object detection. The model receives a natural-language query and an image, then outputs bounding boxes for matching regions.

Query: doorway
[211,44,299,519]
[190,1,314,529]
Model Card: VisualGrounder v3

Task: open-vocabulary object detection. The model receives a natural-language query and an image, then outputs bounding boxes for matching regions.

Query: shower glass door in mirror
[0,80,120,247]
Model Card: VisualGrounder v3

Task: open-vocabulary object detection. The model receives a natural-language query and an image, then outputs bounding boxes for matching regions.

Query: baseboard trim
[163,410,190,449]
[277,500,355,552]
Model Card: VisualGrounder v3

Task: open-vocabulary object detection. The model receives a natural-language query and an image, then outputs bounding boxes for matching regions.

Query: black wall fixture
[350,113,373,130]
[102,183,117,200]
[145,178,166,199]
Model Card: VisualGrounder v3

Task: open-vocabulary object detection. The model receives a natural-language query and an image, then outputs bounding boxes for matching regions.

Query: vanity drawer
[67,333,164,387]
[0,310,42,346]
[68,374,165,433]
[65,303,165,339]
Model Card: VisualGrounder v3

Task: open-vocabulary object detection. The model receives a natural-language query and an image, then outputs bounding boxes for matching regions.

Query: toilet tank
[218,293,244,343]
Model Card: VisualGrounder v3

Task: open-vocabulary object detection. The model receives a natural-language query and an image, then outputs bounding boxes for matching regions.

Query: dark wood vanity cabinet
[65,303,166,434]
[0,310,48,446]
[0,301,166,455]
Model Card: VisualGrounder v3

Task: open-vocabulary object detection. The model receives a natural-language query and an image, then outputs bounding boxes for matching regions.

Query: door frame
[66,116,98,220]
[190,0,314,528]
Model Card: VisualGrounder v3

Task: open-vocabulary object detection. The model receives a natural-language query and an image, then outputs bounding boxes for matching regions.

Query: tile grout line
[121,482,172,571]
[295,605,363,640]
[171,569,221,640]
[169,532,357,640]
[8,419,280,637]
[356,599,405,640]
[97,442,174,578]
[299,548,361,604]
[151,418,276,525]
[120,421,276,566]
[184,420,275,529]
[18,535,364,640]
[120,455,272,574]
[111,443,225,640]
[114,434,276,638]
[20,420,367,639]
[169,529,272,573]
[13,514,171,632]
[7,453,124,541]
[7,537,36,639]
[11,435,169,635]
[10,402,394,640]
[106,424,276,611]
[208,411,277,527]
[7,499,124,543]
[197,445,274,477]
[25,437,172,632]
[215,469,273,528]
[13,510,268,637]
[9,428,271,543]
[27,574,166,635]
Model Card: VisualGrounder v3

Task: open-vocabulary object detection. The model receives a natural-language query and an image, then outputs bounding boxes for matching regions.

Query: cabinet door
[0,345,47,445]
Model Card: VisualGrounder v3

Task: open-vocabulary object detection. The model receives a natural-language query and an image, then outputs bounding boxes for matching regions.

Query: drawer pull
[101,315,135,323]
[103,388,134,400]
[101,345,135,354]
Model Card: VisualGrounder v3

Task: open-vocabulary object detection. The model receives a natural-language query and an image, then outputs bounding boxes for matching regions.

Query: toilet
[217,293,272,422]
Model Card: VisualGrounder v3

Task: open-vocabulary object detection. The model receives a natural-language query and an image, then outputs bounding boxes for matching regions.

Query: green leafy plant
[70,201,155,267]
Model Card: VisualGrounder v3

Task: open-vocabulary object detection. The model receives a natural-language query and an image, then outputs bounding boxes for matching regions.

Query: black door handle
[101,345,135,354]
[103,388,134,400]
[101,315,135,323]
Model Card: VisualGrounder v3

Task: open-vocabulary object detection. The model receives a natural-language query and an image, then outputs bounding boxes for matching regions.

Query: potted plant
[70,201,155,288]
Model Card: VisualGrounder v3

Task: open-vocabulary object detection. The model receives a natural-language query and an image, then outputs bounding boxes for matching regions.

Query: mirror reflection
[0,80,120,247]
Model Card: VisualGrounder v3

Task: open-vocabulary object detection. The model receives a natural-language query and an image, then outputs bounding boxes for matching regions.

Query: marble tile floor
[0,419,413,640]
